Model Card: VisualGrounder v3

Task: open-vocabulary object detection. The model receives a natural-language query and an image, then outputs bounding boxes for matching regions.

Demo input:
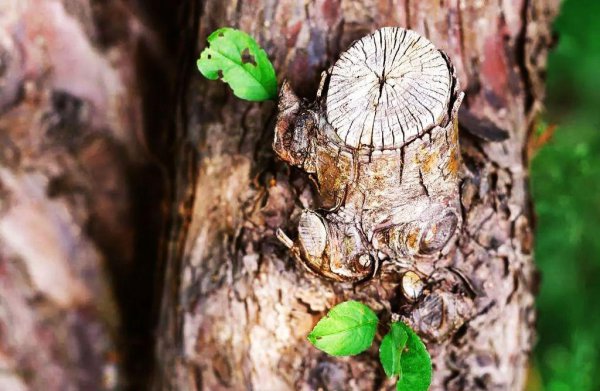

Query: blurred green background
[529,0,600,390]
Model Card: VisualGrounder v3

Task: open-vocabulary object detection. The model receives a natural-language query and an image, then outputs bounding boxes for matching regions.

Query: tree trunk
[0,1,170,389]
[156,1,558,390]
[0,0,559,390]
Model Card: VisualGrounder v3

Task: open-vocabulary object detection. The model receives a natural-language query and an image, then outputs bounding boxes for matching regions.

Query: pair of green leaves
[308,301,432,391]
[197,28,277,101]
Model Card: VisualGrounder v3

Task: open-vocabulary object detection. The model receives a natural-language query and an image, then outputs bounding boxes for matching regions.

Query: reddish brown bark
[0,1,169,389]
[155,0,558,390]
[0,0,559,390]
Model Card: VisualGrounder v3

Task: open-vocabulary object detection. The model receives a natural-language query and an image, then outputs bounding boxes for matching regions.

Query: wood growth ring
[326,27,452,150]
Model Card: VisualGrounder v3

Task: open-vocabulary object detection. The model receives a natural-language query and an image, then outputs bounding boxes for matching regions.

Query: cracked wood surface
[273,28,464,285]
[326,28,452,150]
[156,0,559,390]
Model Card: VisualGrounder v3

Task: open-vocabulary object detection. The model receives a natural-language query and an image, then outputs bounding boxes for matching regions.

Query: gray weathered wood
[326,27,451,149]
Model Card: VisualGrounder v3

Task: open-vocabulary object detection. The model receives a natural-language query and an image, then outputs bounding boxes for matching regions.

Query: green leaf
[197,27,277,101]
[395,322,432,391]
[307,301,378,356]
[379,322,409,378]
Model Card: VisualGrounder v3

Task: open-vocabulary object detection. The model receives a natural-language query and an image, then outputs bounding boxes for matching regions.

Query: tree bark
[156,0,558,390]
[0,0,560,390]
[0,0,170,389]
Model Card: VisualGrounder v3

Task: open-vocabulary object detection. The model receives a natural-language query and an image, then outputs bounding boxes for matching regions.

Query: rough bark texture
[0,0,170,389]
[0,0,560,390]
[272,29,465,285]
[156,1,558,390]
